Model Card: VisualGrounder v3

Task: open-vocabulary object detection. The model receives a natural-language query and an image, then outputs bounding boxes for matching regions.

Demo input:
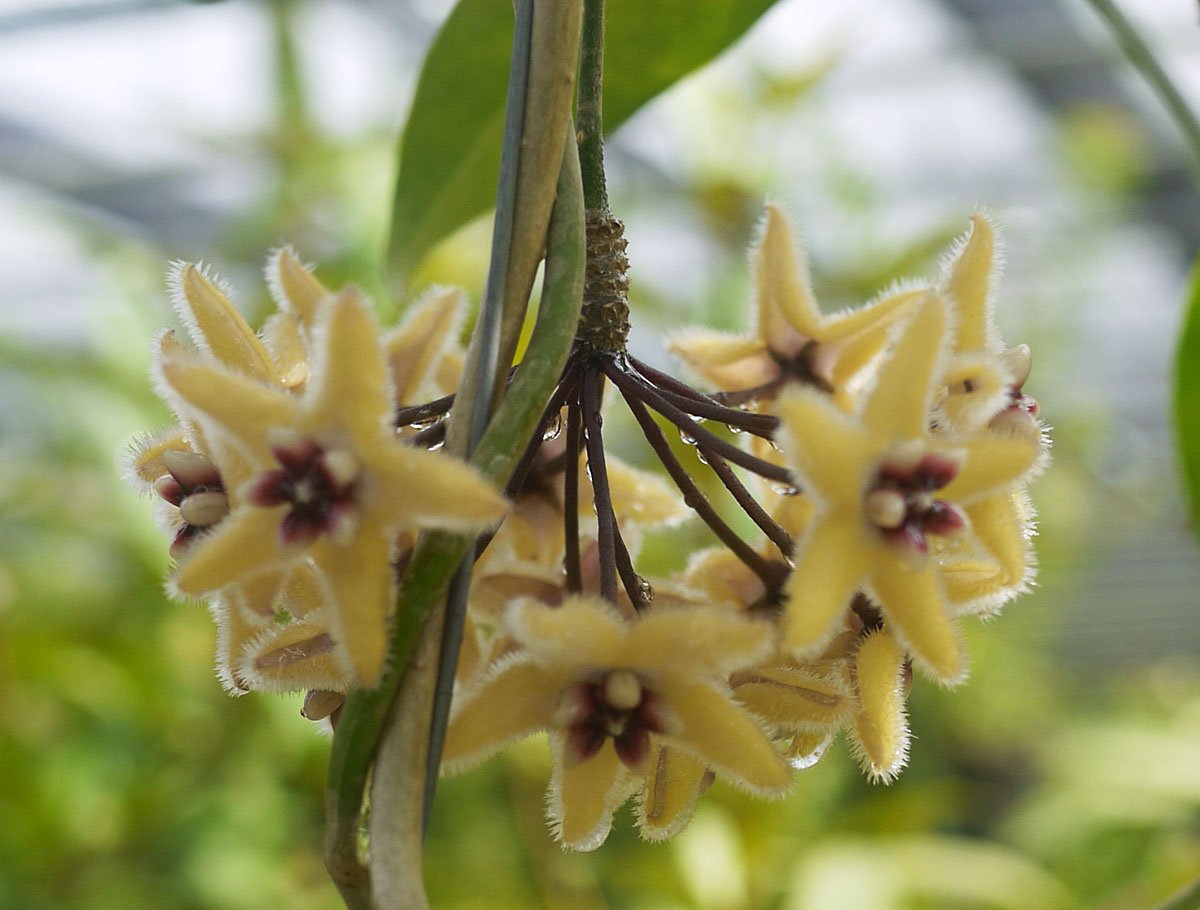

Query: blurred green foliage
[2,1,1199,908]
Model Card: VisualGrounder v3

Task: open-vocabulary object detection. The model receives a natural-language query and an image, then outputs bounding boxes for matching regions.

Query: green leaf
[1175,257,1200,533]
[387,0,780,286]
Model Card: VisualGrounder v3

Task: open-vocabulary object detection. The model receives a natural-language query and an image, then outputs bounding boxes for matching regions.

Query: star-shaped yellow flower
[158,288,507,686]
[442,597,791,850]
[776,295,1041,682]
[932,216,1048,613]
[669,204,923,402]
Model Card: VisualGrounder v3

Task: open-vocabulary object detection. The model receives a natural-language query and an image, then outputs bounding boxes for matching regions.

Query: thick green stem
[324,133,585,910]
[1083,0,1200,188]
[577,0,608,210]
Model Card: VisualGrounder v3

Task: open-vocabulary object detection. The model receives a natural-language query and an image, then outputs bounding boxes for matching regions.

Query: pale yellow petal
[305,289,395,448]
[657,676,791,796]
[942,214,996,353]
[442,657,562,771]
[784,517,869,657]
[385,287,464,404]
[683,547,765,608]
[278,560,328,618]
[126,425,192,488]
[625,608,774,677]
[637,746,709,842]
[160,356,297,464]
[825,289,926,395]
[208,596,255,694]
[775,389,872,503]
[434,347,464,394]
[934,530,1002,606]
[312,529,394,687]
[860,294,948,438]
[174,506,289,596]
[267,246,330,329]
[496,496,564,565]
[506,597,626,668]
[769,490,816,539]
[606,455,691,527]
[240,618,347,693]
[945,492,1033,609]
[551,737,635,851]
[470,563,564,619]
[757,204,822,343]
[667,327,779,390]
[233,566,287,620]
[869,564,963,683]
[261,312,309,390]
[850,630,909,782]
[786,729,835,769]
[170,263,274,381]
[734,665,853,732]
[368,443,507,532]
[821,287,924,345]
[937,354,1011,432]
[825,321,894,391]
[941,435,1041,503]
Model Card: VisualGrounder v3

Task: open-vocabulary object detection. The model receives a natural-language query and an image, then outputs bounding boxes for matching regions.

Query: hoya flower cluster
[129,206,1046,852]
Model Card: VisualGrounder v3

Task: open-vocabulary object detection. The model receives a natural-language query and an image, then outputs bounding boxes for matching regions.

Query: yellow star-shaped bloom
[442,597,790,851]
[933,216,1047,613]
[158,288,507,686]
[669,204,922,403]
[776,295,1041,683]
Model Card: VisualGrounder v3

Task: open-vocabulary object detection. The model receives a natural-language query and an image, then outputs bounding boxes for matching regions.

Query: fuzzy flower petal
[170,262,274,381]
[776,296,1036,682]
[849,630,910,782]
[160,289,506,686]
[669,205,918,397]
[553,738,637,851]
[656,676,792,795]
[637,747,709,843]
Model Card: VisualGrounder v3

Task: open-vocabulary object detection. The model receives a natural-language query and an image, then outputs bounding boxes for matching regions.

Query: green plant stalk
[1174,260,1200,533]
[421,0,579,842]
[367,139,585,907]
[323,133,585,910]
[1083,0,1200,187]
[494,0,583,397]
[577,0,608,211]
[1155,874,1200,910]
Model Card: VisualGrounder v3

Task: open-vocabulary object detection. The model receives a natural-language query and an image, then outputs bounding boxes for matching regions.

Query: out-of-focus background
[2,1,1199,908]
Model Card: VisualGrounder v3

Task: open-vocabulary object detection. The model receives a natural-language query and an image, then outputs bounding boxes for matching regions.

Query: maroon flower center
[864,445,966,562]
[245,429,360,548]
[558,670,673,771]
[155,449,229,558]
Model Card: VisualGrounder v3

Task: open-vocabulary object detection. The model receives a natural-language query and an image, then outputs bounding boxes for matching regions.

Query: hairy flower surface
[847,628,911,782]
[776,296,1040,682]
[669,204,922,401]
[442,597,791,850]
[158,288,507,685]
[931,216,1047,612]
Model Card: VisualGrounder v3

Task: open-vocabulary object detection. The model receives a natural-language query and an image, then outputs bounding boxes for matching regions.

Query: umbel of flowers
[129,205,1046,850]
